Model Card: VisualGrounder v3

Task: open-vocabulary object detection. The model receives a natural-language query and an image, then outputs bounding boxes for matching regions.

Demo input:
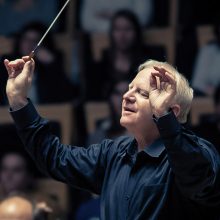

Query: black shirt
[10,100,220,219]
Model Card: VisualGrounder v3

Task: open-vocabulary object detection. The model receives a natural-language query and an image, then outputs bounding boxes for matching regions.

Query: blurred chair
[0,103,75,144]
[190,97,214,126]
[143,27,175,64]
[91,33,109,62]
[84,102,110,134]
[91,27,175,64]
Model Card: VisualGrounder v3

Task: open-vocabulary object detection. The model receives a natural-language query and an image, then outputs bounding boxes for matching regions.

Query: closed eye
[138,89,149,98]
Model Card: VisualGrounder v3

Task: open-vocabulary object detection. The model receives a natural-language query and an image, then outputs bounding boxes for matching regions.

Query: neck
[135,131,159,151]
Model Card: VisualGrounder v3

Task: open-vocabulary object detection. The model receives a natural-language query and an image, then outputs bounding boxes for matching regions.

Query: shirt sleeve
[154,110,220,207]
[10,100,114,194]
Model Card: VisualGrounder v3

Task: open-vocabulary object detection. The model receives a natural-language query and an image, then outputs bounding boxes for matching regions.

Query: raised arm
[149,66,220,206]
[4,57,114,194]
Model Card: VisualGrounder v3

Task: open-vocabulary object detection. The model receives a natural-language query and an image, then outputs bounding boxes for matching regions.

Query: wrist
[8,95,28,111]
[152,108,171,119]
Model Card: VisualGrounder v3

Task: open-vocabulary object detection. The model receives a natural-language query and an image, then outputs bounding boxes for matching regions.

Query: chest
[101,153,172,219]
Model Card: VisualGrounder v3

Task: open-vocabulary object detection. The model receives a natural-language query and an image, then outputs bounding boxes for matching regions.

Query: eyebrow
[129,83,149,93]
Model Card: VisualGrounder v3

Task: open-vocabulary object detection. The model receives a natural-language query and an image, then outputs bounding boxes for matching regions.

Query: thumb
[4,59,13,75]
[23,60,35,78]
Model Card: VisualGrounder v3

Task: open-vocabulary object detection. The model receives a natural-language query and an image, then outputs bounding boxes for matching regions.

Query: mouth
[123,106,136,113]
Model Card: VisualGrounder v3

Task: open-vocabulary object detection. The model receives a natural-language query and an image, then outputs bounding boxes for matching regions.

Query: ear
[171,104,181,118]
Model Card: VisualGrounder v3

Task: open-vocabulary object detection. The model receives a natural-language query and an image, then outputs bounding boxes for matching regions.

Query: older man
[4,57,220,219]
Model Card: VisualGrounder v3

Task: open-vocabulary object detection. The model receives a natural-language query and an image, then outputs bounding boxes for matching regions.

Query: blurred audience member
[191,24,220,96]
[0,0,58,36]
[192,83,220,153]
[0,151,34,199]
[0,22,77,105]
[0,195,52,220]
[87,10,165,100]
[80,0,153,33]
[87,80,129,145]
[0,151,67,220]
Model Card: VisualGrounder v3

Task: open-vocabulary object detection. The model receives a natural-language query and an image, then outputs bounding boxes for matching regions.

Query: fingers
[22,56,35,72]
[4,57,35,78]
[7,59,25,68]
[152,66,176,85]
[22,56,34,62]
[4,59,10,72]
[23,60,35,78]
[150,74,158,90]
[4,59,16,78]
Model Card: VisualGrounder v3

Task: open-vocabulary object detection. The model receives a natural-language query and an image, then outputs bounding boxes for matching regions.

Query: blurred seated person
[0,0,57,35]
[0,195,52,220]
[80,0,153,33]
[0,22,77,105]
[87,10,166,100]
[192,83,220,153]
[87,80,129,145]
[191,24,220,96]
[0,151,35,200]
[0,151,66,220]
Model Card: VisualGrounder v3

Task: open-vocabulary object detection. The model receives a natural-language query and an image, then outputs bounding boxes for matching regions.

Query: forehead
[1,154,26,167]
[131,67,153,88]
[114,16,133,26]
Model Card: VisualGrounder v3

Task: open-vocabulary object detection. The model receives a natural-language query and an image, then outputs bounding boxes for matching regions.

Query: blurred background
[0,0,220,219]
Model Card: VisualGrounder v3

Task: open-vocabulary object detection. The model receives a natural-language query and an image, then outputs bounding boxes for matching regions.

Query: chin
[120,116,133,129]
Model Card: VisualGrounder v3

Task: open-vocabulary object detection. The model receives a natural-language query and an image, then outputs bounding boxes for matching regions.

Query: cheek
[125,31,135,43]
[137,103,152,120]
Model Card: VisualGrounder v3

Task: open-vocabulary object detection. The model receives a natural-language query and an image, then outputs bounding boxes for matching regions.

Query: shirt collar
[125,138,165,159]
[143,138,165,158]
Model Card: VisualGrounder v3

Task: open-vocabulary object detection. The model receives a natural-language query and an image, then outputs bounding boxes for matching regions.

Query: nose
[123,88,136,103]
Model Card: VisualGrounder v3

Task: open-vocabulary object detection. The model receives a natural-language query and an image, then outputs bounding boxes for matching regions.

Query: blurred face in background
[0,153,30,195]
[19,30,40,56]
[112,16,136,52]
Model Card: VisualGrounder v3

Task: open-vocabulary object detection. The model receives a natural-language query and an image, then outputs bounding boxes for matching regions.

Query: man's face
[120,68,157,134]
[0,154,29,194]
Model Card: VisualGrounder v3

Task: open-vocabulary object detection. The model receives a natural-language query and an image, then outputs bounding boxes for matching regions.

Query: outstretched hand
[4,56,35,110]
[149,66,177,118]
